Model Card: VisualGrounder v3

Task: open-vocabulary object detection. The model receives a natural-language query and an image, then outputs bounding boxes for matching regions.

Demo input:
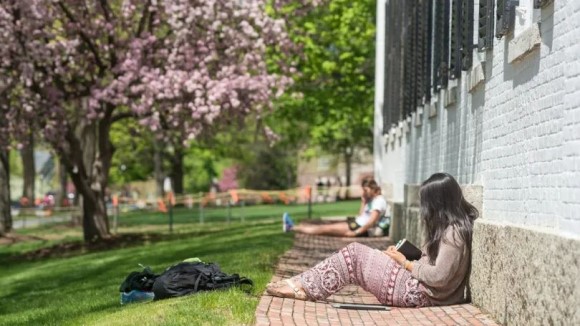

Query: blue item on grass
[120,290,155,305]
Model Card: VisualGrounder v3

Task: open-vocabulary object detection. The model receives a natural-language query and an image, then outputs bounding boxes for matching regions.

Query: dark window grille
[419,0,433,102]
[382,1,390,133]
[478,0,495,51]
[449,0,462,79]
[383,0,475,131]
[496,0,519,39]
[433,0,450,91]
[383,0,406,133]
[392,0,404,125]
[415,0,425,106]
[402,0,418,117]
[461,0,474,70]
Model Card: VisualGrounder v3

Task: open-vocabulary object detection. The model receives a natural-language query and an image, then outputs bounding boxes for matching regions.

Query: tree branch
[135,0,151,37]
[56,1,107,75]
[98,0,118,68]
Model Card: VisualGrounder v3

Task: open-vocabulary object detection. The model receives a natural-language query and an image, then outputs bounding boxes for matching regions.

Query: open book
[395,239,422,261]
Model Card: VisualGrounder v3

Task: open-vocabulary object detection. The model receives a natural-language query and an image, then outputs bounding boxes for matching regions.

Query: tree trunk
[20,132,35,206]
[55,158,67,207]
[56,107,113,242]
[0,150,12,235]
[170,145,184,195]
[154,140,164,198]
[345,151,353,187]
[69,119,112,242]
[79,186,109,242]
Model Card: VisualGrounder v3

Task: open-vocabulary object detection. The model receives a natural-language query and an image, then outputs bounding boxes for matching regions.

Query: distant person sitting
[284,178,390,237]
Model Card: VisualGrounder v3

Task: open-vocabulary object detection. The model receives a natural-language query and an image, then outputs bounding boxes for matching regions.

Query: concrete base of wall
[471,219,580,326]
[389,202,404,243]
[401,184,425,246]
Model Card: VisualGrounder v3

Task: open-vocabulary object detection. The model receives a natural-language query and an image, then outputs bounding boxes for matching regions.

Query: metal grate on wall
[479,0,495,51]
[461,0,474,70]
[382,0,405,133]
[432,0,450,92]
[382,0,477,134]
[496,0,518,38]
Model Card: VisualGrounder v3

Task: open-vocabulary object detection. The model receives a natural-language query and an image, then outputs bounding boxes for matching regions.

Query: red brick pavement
[256,233,499,326]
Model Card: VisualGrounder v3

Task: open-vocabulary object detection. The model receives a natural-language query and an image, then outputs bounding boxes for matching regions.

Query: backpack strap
[193,272,204,292]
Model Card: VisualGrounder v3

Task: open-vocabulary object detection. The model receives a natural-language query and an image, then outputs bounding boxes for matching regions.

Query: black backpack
[119,266,159,293]
[152,262,253,300]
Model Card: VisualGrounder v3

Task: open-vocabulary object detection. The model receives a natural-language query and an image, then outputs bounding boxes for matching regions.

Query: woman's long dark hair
[420,173,478,264]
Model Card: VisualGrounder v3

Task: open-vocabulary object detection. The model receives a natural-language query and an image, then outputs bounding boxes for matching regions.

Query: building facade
[375,0,579,324]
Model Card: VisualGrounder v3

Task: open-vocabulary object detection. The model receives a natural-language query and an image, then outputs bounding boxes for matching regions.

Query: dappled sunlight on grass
[0,201,359,325]
[1,221,293,325]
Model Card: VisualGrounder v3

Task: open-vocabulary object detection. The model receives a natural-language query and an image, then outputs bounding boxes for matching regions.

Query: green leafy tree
[270,0,376,185]
[108,122,155,186]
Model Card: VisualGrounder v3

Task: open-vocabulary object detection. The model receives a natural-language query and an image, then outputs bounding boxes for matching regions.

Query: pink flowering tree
[0,0,316,241]
[0,25,39,234]
[218,165,238,192]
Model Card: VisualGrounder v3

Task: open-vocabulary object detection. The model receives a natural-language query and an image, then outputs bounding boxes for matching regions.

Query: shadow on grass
[0,221,293,325]
[3,220,275,263]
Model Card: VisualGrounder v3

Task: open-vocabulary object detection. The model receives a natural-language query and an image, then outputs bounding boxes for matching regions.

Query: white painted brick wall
[374,1,580,237]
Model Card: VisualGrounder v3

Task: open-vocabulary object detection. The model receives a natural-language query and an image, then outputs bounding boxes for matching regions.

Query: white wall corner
[428,99,437,118]
[396,121,403,138]
[403,117,410,133]
[414,107,423,127]
[383,133,390,151]
[508,23,541,63]
[444,84,457,108]
[468,63,485,92]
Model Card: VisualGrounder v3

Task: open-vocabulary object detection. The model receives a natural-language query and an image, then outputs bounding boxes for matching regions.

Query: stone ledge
[508,23,541,63]
[471,219,580,326]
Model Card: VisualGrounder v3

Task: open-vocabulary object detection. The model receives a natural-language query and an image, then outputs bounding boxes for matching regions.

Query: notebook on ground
[331,303,390,311]
[395,239,422,261]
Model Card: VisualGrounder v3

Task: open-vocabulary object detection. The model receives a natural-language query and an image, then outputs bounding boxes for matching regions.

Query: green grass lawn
[0,201,359,326]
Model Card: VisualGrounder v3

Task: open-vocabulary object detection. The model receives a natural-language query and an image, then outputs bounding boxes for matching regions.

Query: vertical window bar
[449,0,462,80]
[461,0,474,70]
[479,0,495,51]
[384,0,406,129]
[433,0,450,90]
[496,0,505,38]
[394,0,404,122]
[415,0,425,107]
[390,0,400,127]
[432,0,443,92]
[442,0,450,87]
[402,0,415,117]
[424,0,433,101]
[496,0,518,39]
[383,0,391,133]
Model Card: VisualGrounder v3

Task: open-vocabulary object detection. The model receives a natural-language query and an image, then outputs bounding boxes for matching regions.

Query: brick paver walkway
[256,233,499,325]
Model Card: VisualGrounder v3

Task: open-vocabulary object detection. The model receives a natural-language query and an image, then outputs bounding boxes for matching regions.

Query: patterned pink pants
[297,242,430,307]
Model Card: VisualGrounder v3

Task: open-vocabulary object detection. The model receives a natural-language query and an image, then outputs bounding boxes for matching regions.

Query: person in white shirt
[286,178,390,237]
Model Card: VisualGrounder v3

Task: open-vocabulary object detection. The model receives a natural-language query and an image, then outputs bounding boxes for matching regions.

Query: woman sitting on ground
[268,172,478,307]
[285,178,390,237]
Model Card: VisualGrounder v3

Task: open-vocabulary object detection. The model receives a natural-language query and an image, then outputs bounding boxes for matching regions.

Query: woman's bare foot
[266,278,309,300]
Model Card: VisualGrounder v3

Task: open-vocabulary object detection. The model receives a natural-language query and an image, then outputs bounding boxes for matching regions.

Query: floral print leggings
[296,242,430,307]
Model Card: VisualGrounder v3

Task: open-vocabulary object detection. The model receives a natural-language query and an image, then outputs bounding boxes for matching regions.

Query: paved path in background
[256,233,499,325]
[12,216,69,229]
